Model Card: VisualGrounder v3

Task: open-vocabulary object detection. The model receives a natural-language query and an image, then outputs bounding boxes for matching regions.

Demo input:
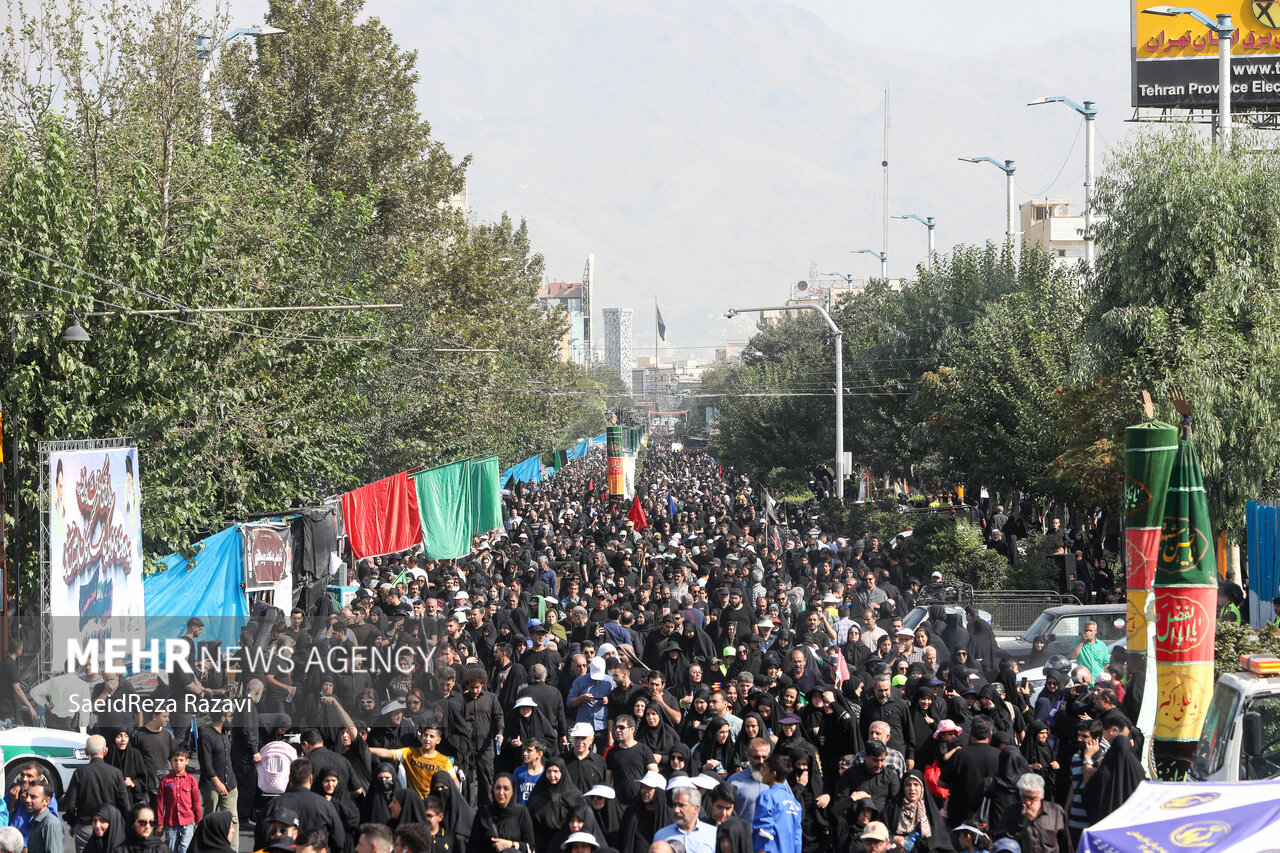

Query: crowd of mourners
[0,442,1149,853]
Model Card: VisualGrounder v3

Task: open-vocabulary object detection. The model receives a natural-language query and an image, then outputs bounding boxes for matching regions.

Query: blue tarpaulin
[590,433,606,445]
[146,525,249,652]
[500,455,543,486]
[1248,501,1279,628]
[568,438,590,460]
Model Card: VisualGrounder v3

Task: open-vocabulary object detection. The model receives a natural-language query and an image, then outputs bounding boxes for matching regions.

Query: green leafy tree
[1083,129,1280,533]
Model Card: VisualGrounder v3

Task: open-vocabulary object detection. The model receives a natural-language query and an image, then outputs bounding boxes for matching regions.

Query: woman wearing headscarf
[786,745,830,852]
[475,773,535,853]
[986,732,1032,825]
[977,685,1015,737]
[636,705,679,765]
[681,687,712,747]
[882,770,952,852]
[663,742,693,778]
[84,803,126,853]
[1083,733,1145,824]
[359,762,428,829]
[430,768,475,851]
[526,757,584,851]
[965,610,1000,678]
[940,612,970,660]
[316,768,360,853]
[585,785,624,849]
[693,716,736,777]
[186,812,235,853]
[729,712,771,772]
[547,802,610,853]
[105,728,150,807]
[774,714,808,756]
[1022,720,1058,788]
[909,684,940,757]
[618,775,674,853]
[503,700,558,772]
[120,803,172,853]
[656,638,691,688]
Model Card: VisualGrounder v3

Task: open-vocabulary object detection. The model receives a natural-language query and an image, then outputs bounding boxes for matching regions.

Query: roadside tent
[1079,780,1280,853]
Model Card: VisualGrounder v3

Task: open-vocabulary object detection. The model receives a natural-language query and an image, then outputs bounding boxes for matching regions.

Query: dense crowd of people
[1,441,1149,853]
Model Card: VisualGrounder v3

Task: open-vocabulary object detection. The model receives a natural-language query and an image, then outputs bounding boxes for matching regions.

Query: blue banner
[147,526,248,653]
[500,454,543,486]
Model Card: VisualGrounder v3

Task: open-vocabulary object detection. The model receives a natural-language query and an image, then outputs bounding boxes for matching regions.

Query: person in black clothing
[474,773,535,853]
[301,729,359,799]
[940,716,1001,828]
[834,740,900,815]
[257,759,346,852]
[131,709,176,802]
[65,734,130,850]
[198,712,237,835]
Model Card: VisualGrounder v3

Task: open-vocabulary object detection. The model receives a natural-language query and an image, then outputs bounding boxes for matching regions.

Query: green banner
[413,459,473,559]
[470,455,503,536]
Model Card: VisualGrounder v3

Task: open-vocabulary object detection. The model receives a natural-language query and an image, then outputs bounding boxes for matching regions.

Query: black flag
[656,304,666,341]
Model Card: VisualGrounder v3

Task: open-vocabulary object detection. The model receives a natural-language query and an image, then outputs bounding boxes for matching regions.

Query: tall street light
[892,214,936,270]
[197,26,286,144]
[959,157,1017,245]
[854,249,887,280]
[1143,6,1233,146]
[1028,97,1098,266]
[726,304,844,500]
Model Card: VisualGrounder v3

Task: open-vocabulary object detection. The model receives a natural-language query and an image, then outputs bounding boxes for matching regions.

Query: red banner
[1125,527,1161,590]
[1154,585,1217,663]
[340,470,423,559]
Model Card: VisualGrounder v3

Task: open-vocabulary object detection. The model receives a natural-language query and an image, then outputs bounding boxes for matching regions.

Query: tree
[1083,129,1280,533]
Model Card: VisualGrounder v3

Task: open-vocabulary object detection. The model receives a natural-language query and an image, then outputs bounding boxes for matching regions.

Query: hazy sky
[221,0,1142,353]
[784,1,1129,56]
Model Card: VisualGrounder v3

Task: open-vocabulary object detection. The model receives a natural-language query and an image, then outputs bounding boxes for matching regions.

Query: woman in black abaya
[526,757,584,852]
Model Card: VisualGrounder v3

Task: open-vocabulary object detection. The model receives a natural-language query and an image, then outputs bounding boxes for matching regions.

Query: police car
[0,724,90,797]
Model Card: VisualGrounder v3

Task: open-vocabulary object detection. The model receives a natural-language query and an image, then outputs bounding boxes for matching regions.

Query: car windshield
[1020,612,1058,644]
[1239,693,1280,781]
[1192,682,1238,779]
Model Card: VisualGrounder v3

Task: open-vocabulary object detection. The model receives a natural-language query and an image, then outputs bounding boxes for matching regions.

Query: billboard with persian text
[1133,0,1280,108]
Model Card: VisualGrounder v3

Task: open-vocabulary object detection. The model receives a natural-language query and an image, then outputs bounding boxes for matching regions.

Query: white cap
[570,722,595,739]
[667,775,696,791]
[638,770,667,789]
[691,773,721,790]
[454,590,470,599]
[584,785,616,800]
[514,697,537,709]
[589,657,608,681]
[561,832,599,849]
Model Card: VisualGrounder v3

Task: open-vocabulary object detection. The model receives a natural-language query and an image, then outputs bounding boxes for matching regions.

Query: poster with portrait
[49,447,145,671]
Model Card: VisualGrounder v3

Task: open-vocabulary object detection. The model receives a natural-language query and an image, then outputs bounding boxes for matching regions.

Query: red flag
[627,494,648,531]
[588,477,594,493]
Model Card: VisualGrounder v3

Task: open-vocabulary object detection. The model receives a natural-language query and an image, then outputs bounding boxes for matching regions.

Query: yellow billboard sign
[1136,0,1280,59]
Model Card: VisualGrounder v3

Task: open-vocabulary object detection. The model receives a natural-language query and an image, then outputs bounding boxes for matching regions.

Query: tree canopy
[0,0,611,599]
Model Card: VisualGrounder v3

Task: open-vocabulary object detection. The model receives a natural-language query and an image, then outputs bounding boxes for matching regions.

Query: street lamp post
[855,249,888,280]
[727,304,844,500]
[892,214,936,270]
[1028,97,1098,266]
[959,157,1017,245]
[1143,6,1234,146]
[197,26,285,144]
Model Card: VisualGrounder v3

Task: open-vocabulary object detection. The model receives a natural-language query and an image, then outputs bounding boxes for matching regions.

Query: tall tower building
[602,307,633,384]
